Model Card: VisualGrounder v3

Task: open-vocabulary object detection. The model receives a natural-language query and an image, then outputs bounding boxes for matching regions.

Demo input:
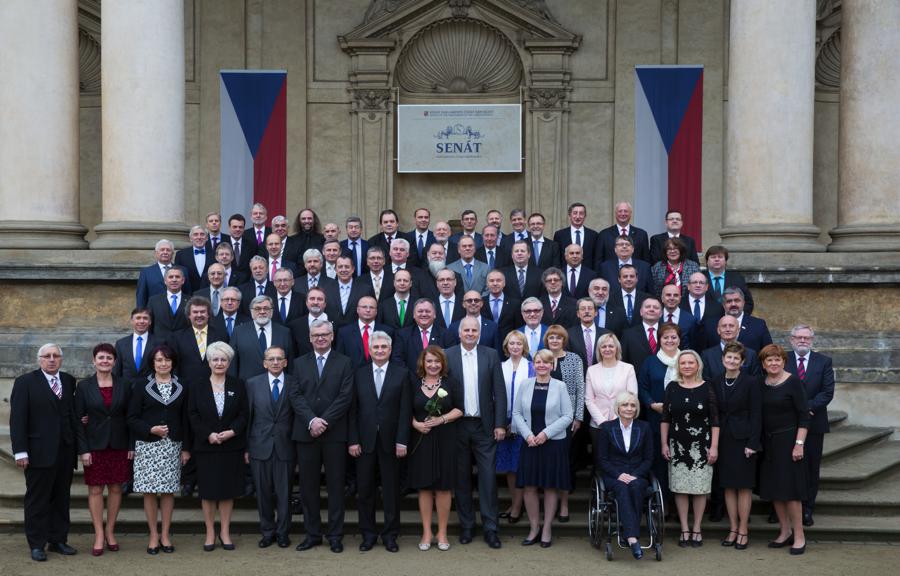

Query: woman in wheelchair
[596,392,654,559]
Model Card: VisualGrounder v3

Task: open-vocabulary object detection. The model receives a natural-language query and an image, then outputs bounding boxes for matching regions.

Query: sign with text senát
[397,104,522,173]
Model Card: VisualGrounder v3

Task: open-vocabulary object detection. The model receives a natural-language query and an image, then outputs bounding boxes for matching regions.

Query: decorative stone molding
[395,18,523,94]
[79,29,101,94]
[364,0,411,24]
[448,0,472,18]
[528,87,567,110]
[351,88,393,113]
[509,0,557,23]
[816,0,841,90]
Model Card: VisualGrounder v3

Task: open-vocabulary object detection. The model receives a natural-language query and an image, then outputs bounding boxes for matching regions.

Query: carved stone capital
[529,87,568,110]
[448,0,472,18]
[351,88,392,112]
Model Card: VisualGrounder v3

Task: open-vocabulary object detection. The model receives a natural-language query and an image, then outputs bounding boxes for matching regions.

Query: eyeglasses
[40,354,62,359]
[252,306,273,312]
[523,309,542,315]
[265,356,286,362]
[311,333,332,339]
[463,298,481,304]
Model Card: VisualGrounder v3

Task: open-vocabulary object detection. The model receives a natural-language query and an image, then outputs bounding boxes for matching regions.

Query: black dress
[714,373,762,489]
[407,377,462,491]
[759,375,810,501]
[516,388,572,491]
[662,381,719,494]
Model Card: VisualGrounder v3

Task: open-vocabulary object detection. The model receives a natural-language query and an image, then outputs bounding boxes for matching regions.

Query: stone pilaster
[0,0,88,248]
[91,0,187,249]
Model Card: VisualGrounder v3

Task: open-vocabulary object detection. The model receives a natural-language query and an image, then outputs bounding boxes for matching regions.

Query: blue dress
[516,388,572,490]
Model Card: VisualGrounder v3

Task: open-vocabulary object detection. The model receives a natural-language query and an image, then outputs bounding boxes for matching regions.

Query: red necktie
[362,324,370,361]
[271,259,278,281]
[798,356,806,380]
[620,227,627,236]
[648,327,657,354]
[421,329,429,349]
[667,312,674,323]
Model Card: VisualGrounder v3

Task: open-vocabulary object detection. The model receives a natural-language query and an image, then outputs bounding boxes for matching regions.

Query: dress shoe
[691,532,703,547]
[678,531,691,548]
[295,537,322,551]
[219,536,235,551]
[384,538,399,553]
[359,538,376,552]
[508,513,522,524]
[802,512,814,527]
[484,531,501,549]
[418,541,432,551]
[557,514,570,523]
[521,535,539,546]
[31,548,47,562]
[148,546,161,555]
[768,534,794,549]
[92,547,104,557]
[329,539,343,553]
[767,510,779,524]
[202,543,215,552]
[437,541,451,551]
[161,544,175,553]
[259,536,275,548]
[721,530,737,547]
[106,542,120,552]
[48,542,77,555]
[735,533,749,550]
[789,543,807,555]
[540,539,552,548]
[630,541,643,559]
[459,530,473,545]
[276,535,291,548]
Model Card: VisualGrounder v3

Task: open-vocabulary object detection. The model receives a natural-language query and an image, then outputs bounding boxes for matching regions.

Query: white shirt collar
[268,372,284,386]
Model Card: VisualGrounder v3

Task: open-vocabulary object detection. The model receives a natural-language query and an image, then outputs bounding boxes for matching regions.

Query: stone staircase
[1,411,898,542]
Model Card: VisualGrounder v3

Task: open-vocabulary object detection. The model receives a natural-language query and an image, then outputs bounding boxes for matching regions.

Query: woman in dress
[407,346,464,551]
[650,238,701,299]
[713,342,761,550]
[498,331,532,524]
[513,349,574,548]
[74,343,133,556]
[661,349,719,548]
[596,392,654,560]
[127,344,191,555]
[637,322,681,499]
[758,344,810,555]
[586,333,638,467]
[188,341,248,551]
[543,324,584,522]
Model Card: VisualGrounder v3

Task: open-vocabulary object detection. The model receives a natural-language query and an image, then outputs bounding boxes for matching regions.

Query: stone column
[91,0,187,249]
[720,0,823,252]
[0,0,87,248]
[828,0,900,251]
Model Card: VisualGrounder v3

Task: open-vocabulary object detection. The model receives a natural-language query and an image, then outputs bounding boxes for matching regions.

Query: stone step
[822,426,894,460]
[828,410,849,428]
[820,441,900,489]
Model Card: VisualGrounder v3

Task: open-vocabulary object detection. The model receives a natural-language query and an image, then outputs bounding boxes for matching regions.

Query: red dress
[83,386,132,486]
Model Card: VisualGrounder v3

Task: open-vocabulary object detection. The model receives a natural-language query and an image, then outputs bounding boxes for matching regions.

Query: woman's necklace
[422,379,440,391]
[724,377,737,387]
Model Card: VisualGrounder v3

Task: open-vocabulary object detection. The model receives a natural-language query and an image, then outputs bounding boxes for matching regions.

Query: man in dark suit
[567,298,611,370]
[10,344,79,561]
[450,209,484,249]
[475,225,511,270]
[262,233,298,283]
[270,268,306,326]
[172,296,229,386]
[449,290,502,353]
[482,270,521,342]
[295,248,338,298]
[113,308,160,385]
[147,267,190,342]
[561,243,596,300]
[336,296,392,369]
[526,212,561,270]
[620,297,663,373]
[538,267,578,328]
[709,287,772,353]
[377,270,418,331]
[404,207,436,268]
[434,268,466,330]
[785,325,835,527]
[599,235,653,294]
[391,299,450,369]
[700,315,761,381]
[204,211,224,252]
[193,263,228,315]
[348,331,411,552]
[588,277,626,336]
[447,318,507,548]
[649,210,699,264]
[239,256,278,315]
[681,272,725,352]
[606,265,651,330]
[287,287,331,358]
[287,209,326,262]
[659,284,696,350]
[704,245,755,315]
[227,213,254,273]
[267,215,304,268]
[229,295,294,381]
[553,202,599,271]
[501,240,544,301]
[246,347,296,549]
[432,221,459,263]
[136,239,192,307]
[367,209,404,257]
[340,216,369,277]
[242,202,272,254]
[322,256,375,329]
[518,297,549,358]
[357,246,390,302]
[595,201,651,265]
[211,242,247,288]
[290,320,354,553]
[211,287,251,338]
[174,225,214,292]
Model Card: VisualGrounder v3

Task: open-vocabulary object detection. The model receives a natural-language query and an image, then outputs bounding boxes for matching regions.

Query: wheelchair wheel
[648,476,666,546]
[655,543,663,561]
[589,476,605,548]
[605,542,614,561]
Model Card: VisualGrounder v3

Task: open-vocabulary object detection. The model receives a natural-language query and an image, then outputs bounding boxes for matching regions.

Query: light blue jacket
[512,377,573,441]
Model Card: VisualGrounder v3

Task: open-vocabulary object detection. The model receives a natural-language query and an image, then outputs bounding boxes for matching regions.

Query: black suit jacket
[147,292,190,342]
[445,345,508,434]
[377,295,418,331]
[113,333,161,384]
[271,290,307,326]
[295,273,338,299]
[391,323,450,369]
[322,280,376,328]
[404,229,436,268]
[434,296,466,330]
[705,270,755,315]
[335,321,394,370]
[227,236,255,272]
[620,323,660,373]
[367,232,405,258]
[188,375,248,453]
[238,280,278,315]
[539,294,578,328]
[681,295,725,352]
[786,351,835,434]
[567,324,611,370]
[530,237,561,270]
[649,233,699,265]
[211,311,251,338]
[289,351,355,443]
[561,265,596,300]
[9,370,78,468]
[596,418,653,481]
[127,375,191,448]
[283,232,324,264]
[553,227,598,270]
[481,294,521,342]
[171,324,229,387]
[174,246,215,292]
[340,238,369,276]
[599,259,653,295]
[711,372,762,450]
[501,264,544,301]
[242,226,272,254]
[701,344,761,381]
[229,321,295,381]
[595,224,651,266]
[74,375,132,454]
[475,245,511,270]
[349,363,412,453]
[606,289,651,329]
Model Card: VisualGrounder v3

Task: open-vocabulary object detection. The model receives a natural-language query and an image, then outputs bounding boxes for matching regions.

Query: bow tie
[194,248,205,255]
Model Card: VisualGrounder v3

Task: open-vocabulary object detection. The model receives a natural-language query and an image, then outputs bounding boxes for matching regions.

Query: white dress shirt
[461,347,480,417]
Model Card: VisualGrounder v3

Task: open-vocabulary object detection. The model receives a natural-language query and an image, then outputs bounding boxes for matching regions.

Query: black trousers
[804,432,825,512]
[356,437,401,541]
[23,446,75,549]
[296,441,346,540]
[608,477,648,540]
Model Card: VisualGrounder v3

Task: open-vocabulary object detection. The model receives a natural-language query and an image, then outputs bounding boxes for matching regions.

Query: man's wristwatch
[795,440,805,446]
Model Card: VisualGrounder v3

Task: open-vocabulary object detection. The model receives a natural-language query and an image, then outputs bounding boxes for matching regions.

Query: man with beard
[290,208,325,255]
[229,295,294,380]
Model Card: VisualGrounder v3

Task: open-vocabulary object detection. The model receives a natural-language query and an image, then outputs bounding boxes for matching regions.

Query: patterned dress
[133,381,183,494]
[83,386,132,486]
[662,381,719,494]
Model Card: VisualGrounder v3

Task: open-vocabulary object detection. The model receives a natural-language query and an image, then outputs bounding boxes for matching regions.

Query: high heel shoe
[768,533,794,548]
[678,531,691,548]
[691,531,703,547]
[105,541,120,552]
[91,546,104,557]
[219,535,235,551]
[721,530,737,547]
[521,527,542,546]
[789,543,806,555]
[735,533,749,550]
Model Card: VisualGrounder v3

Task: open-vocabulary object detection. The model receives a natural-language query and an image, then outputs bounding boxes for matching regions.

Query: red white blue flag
[634,65,703,247]
[219,70,286,221]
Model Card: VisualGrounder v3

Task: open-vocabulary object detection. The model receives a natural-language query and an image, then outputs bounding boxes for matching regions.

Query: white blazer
[512,377,574,441]
[585,361,638,427]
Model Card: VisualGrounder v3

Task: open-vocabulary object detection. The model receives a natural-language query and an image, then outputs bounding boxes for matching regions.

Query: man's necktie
[620,227,627,236]
[584,329,594,366]
[226,317,234,337]
[271,259,278,281]
[570,268,577,295]
[532,240,541,264]
[551,299,558,318]
[194,247,205,255]
[421,329,429,349]
[373,275,381,300]
[256,229,263,245]
[530,330,539,355]
[443,300,452,328]
[596,306,606,329]
[518,268,526,294]
[233,241,241,263]
[195,329,207,358]
[575,229,582,246]
[350,241,359,275]
[714,276,723,297]
[212,236,219,249]
[50,376,62,399]
[491,298,500,321]
[362,324,370,361]
[798,357,806,380]
[648,327,657,354]
[317,355,325,377]
[418,234,425,258]
[668,312,674,323]
[135,335,143,371]
[398,299,406,325]
[212,289,220,316]
[374,367,384,399]
[258,326,267,354]
[693,298,702,323]
[280,297,287,322]
[465,263,472,284]
[170,294,178,315]
[488,250,495,269]
[272,378,280,403]
[626,293,633,323]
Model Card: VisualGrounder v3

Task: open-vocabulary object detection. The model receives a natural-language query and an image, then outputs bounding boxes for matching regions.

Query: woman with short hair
[497,331,532,524]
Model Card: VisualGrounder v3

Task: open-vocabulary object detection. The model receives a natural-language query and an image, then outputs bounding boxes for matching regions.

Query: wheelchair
[588,472,665,561]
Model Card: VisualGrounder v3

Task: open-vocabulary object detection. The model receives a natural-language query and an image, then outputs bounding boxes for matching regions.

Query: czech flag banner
[220,70,286,221]
[633,65,703,247]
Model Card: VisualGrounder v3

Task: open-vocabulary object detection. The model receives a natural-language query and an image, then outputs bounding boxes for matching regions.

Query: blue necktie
[226,316,234,337]
[258,326,267,354]
[194,248,205,255]
[714,276,723,298]
[693,298,702,323]
[488,250,495,269]
[317,355,325,377]
[575,229,581,246]
[626,293,633,323]
[170,294,178,315]
[272,378,280,403]
[465,263,472,284]
[350,241,360,276]
[492,298,501,321]
[444,300,452,328]
[596,306,606,329]
[257,284,265,296]
[533,240,541,264]
[417,234,425,258]
[280,297,287,322]
[518,268,526,294]
[135,335,143,371]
